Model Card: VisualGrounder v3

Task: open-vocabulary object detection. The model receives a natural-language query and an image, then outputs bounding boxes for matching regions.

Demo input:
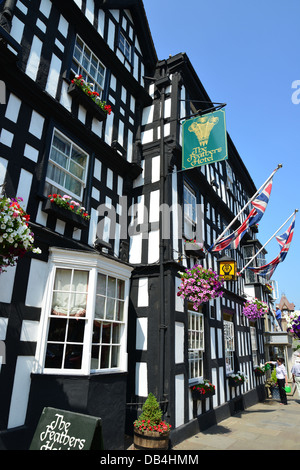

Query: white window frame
[188,309,204,383]
[34,248,133,376]
[184,183,197,240]
[118,31,131,62]
[250,326,258,366]
[46,128,89,202]
[72,35,106,97]
[224,319,235,374]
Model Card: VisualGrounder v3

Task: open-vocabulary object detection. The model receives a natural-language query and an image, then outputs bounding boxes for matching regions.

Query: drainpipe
[156,69,171,408]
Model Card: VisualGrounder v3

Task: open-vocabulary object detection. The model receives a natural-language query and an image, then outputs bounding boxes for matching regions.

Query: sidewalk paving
[172,396,300,450]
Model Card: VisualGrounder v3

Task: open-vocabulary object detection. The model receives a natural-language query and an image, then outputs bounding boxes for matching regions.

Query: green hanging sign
[182,109,228,170]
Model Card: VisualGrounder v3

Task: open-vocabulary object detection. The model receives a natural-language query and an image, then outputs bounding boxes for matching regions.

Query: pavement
[172,394,300,451]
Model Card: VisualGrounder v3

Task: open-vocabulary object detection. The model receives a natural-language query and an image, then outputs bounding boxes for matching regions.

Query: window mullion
[82,268,97,375]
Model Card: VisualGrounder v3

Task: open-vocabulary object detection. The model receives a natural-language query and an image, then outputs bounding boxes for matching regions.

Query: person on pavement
[265,358,288,405]
[291,360,300,398]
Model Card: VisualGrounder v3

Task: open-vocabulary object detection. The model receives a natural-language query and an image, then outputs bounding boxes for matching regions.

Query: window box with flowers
[68,75,112,122]
[228,371,248,388]
[177,264,224,311]
[184,239,206,259]
[190,379,216,400]
[43,194,90,229]
[0,196,41,273]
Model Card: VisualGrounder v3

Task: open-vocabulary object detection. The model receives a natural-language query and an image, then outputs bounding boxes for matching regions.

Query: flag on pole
[209,179,273,252]
[247,212,296,280]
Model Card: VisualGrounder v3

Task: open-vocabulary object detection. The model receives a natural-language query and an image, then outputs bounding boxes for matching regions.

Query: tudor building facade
[0,0,270,450]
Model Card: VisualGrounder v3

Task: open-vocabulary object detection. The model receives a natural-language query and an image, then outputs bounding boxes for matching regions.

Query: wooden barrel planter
[133,430,170,450]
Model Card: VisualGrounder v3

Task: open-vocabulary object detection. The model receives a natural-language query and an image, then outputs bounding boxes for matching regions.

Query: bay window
[36,248,133,375]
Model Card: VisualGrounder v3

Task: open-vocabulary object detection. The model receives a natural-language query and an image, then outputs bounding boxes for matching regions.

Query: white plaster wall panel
[133,160,144,188]
[16,1,27,15]
[142,105,154,126]
[10,16,24,45]
[141,129,153,145]
[73,0,82,9]
[175,322,184,364]
[98,10,105,37]
[137,278,149,307]
[210,327,216,359]
[25,35,43,81]
[59,81,72,112]
[127,130,133,162]
[91,118,103,136]
[171,169,179,261]
[91,187,100,201]
[85,0,94,23]
[58,15,68,36]
[129,233,142,264]
[36,19,46,33]
[217,328,223,359]
[55,218,66,235]
[88,207,98,246]
[16,169,32,210]
[28,111,44,139]
[0,318,8,341]
[39,0,52,17]
[25,259,49,308]
[133,52,139,81]
[104,111,114,146]
[136,318,148,350]
[0,129,14,147]
[0,157,8,186]
[212,368,218,407]
[118,120,124,147]
[93,158,102,180]
[149,190,160,223]
[5,94,21,123]
[35,201,48,226]
[46,55,62,98]
[175,374,184,428]
[135,362,148,397]
[151,155,160,183]
[175,277,184,312]
[107,19,115,50]
[106,168,113,189]
[0,265,16,303]
[117,176,123,196]
[148,230,159,264]
[20,320,39,342]
[8,356,35,428]
[114,222,120,257]
[219,366,225,404]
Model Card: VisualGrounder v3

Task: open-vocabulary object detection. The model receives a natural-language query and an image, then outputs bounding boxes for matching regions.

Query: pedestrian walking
[265,358,288,405]
[291,360,300,398]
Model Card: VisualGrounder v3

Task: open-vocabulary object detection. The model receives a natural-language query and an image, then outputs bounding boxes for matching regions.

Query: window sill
[67,82,108,122]
[184,242,206,259]
[42,198,89,230]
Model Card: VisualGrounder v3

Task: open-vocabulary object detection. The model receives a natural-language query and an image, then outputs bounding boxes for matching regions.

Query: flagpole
[210,164,282,250]
[238,209,298,275]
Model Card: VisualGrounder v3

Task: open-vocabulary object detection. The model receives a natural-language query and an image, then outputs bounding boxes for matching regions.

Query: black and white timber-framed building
[0,0,271,450]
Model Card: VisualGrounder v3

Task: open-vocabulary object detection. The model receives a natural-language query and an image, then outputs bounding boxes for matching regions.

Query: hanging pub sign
[182,109,228,170]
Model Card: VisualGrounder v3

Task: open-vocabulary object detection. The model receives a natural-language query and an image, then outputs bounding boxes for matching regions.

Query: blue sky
[143,0,300,309]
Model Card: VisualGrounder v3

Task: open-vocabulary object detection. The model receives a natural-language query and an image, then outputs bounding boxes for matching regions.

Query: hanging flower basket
[184,240,205,259]
[190,379,216,400]
[287,311,300,340]
[177,264,224,311]
[242,298,268,320]
[228,371,247,387]
[0,196,41,273]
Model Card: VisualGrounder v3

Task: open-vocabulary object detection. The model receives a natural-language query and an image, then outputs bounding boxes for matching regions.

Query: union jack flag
[247,213,296,280]
[209,180,273,252]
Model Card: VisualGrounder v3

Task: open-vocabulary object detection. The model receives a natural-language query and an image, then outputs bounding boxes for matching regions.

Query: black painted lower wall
[0,372,128,450]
